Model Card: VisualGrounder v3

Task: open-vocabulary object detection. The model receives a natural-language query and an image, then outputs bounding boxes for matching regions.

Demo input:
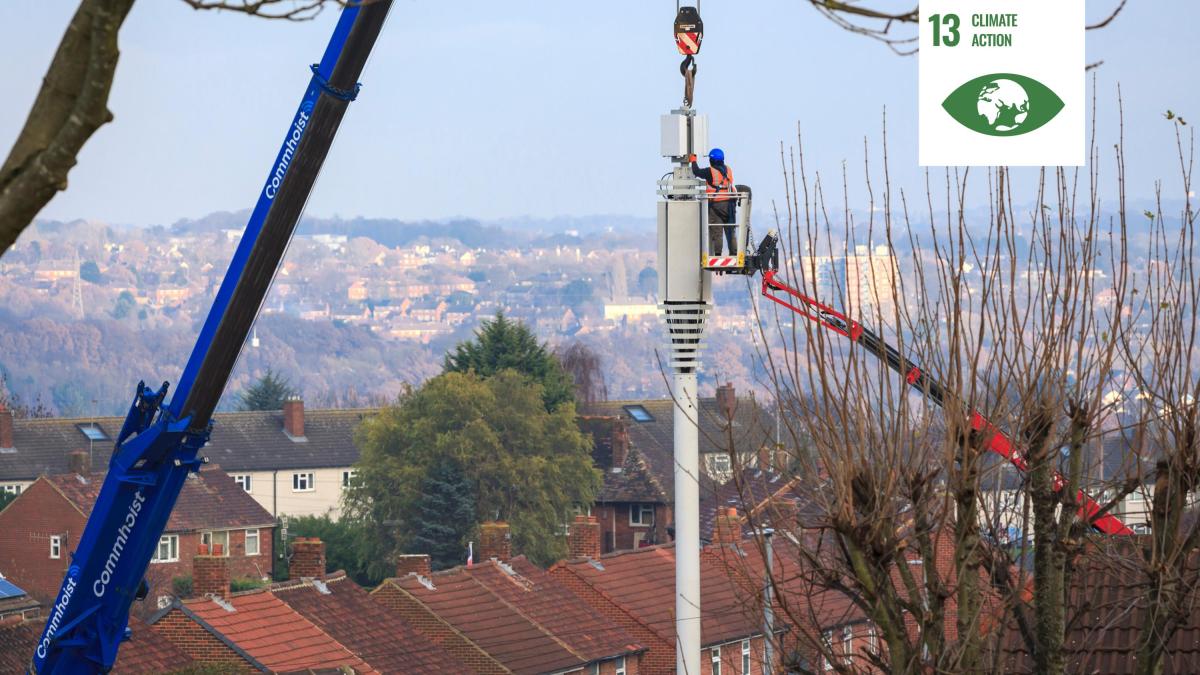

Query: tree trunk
[0,0,135,255]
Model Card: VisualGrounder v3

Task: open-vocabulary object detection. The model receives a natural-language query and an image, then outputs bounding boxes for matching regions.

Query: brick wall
[370,581,508,674]
[141,528,274,615]
[594,503,672,554]
[151,607,253,670]
[396,554,432,578]
[568,515,602,559]
[289,537,326,579]
[550,565,667,675]
[0,480,84,600]
[478,522,511,561]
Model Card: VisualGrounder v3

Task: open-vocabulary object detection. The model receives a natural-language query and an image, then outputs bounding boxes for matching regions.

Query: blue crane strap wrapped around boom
[31,2,393,672]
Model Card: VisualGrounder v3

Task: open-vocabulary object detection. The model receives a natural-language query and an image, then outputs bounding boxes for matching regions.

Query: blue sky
[0,1,1195,227]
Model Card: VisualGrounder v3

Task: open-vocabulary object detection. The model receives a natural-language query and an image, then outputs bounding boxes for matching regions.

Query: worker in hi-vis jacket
[690,148,736,255]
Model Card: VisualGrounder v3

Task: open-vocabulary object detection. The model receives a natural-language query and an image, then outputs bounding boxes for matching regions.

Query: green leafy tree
[346,370,599,570]
[237,369,295,411]
[79,260,102,284]
[284,514,377,585]
[111,289,135,319]
[0,491,16,512]
[407,455,477,570]
[443,312,573,411]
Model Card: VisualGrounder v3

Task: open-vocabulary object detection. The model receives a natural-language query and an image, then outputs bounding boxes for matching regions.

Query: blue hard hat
[708,148,724,162]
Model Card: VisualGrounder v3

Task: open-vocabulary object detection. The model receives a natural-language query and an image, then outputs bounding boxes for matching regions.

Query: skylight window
[623,405,654,423]
[77,424,109,442]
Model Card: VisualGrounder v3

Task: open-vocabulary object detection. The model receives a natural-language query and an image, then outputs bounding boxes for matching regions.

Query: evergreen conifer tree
[443,312,573,411]
[407,455,476,570]
[237,369,295,411]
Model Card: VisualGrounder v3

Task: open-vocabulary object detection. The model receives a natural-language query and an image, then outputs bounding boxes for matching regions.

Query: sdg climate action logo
[942,73,1064,137]
[919,1,1083,166]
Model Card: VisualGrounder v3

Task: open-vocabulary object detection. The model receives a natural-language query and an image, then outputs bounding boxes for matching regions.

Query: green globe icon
[942,73,1063,137]
[976,79,1029,132]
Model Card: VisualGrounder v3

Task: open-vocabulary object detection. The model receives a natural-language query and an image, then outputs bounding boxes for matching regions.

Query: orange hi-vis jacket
[706,164,735,202]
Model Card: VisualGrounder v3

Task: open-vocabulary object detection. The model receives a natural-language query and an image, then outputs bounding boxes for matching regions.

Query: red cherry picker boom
[736,234,1133,536]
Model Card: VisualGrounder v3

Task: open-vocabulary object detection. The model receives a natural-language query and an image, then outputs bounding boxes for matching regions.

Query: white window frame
[713,453,732,473]
[152,534,179,563]
[822,630,834,671]
[49,535,61,559]
[2,484,21,495]
[234,474,252,493]
[742,638,751,673]
[293,472,314,492]
[157,595,172,610]
[867,623,878,653]
[711,645,721,675]
[843,624,854,664]
[201,530,229,556]
[245,528,260,556]
[630,503,654,526]
[615,656,626,675]
[342,469,357,487]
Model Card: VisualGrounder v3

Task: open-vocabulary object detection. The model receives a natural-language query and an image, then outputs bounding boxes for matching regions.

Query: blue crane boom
[30,2,393,671]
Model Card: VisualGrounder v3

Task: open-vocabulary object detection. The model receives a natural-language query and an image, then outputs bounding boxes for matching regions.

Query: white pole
[675,369,701,674]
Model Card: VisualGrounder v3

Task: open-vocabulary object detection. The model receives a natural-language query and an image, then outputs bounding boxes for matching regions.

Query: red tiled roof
[44,465,274,532]
[0,616,195,674]
[392,558,641,674]
[272,572,468,673]
[554,543,763,648]
[183,588,375,673]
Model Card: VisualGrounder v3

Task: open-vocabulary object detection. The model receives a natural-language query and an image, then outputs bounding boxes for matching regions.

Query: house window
[293,472,314,492]
[245,529,260,556]
[49,535,61,559]
[201,530,229,556]
[711,645,721,675]
[589,664,599,675]
[843,624,854,663]
[234,474,252,493]
[713,453,732,474]
[615,656,626,675]
[867,624,877,653]
[742,639,751,673]
[623,404,655,422]
[822,630,834,671]
[152,535,179,563]
[2,484,21,495]
[342,469,356,487]
[630,503,654,526]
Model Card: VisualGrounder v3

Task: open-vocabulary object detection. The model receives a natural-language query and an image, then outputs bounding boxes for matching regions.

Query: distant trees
[237,369,295,411]
[443,312,574,412]
[111,290,135,319]
[282,514,376,585]
[636,266,657,299]
[79,260,102,284]
[345,370,600,571]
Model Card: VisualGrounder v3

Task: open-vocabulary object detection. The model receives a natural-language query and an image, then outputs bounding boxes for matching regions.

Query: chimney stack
[568,514,602,559]
[716,383,736,419]
[396,554,432,578]
[0,406,12,450]
[478,522,511,561]
[193,546,231,599]
[289,537,326,579]
[283,397,305,438]
[611,419,630,468]
[713,507,741,546]
[67,449,91,476]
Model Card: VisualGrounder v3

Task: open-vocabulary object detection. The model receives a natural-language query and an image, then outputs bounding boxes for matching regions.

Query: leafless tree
[720,100,1199,674]
[557,341,609,404]
[0,0,347,257]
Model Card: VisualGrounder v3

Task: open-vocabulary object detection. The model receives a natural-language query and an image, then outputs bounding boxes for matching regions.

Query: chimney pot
[67,449,91,476]
[193,552,231,599]
[283,397,305,438]
[567,514,601,560]
[0,406,13,449]
[716,383,736,419]
[478,522,512,561]
[396,554,432,578]
[289,537,326,579]
[714,507,741,546]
